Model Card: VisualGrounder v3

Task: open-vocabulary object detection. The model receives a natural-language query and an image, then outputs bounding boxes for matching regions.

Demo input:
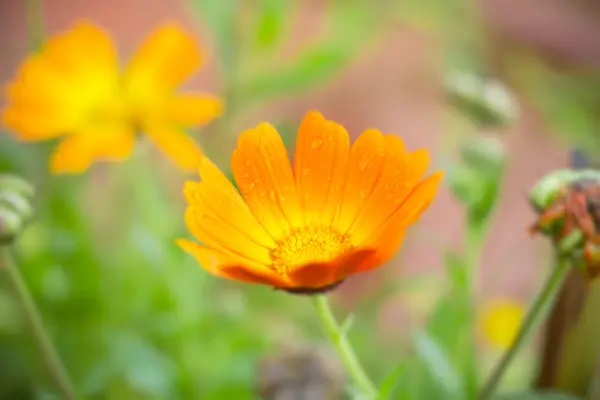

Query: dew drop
[302,169,311,177]
[245,159,252,166]
[360,190,368,199]
[359,160,368,171]
[243,172,250,178]
[269,190,276,200]
[311,138,323,149]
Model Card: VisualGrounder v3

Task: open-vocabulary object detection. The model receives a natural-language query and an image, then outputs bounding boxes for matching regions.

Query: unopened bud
[0,175,35,244]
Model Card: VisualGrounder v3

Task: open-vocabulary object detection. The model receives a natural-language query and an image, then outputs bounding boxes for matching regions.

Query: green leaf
[411,329,464,398]
[238,2,378,102]
[253,0,289,49]
[379,361,408,399]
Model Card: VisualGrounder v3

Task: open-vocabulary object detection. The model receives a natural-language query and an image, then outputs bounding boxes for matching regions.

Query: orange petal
[350,230,407,275]
[351,171,444,273]
[144,124,204,171]
[49,126,135,174]
[333,128,386,233]
[125,22,202,94]
[349,136,431,244]
[287,249,375,289]
[185,209,273,266]
[293,111,351,226]
[163,93,223,126]
[231,122,304,239]
[190,157,276,249]
[177,239,287,286]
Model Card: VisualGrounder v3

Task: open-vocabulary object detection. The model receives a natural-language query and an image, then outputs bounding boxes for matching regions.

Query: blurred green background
[1,0,600,399]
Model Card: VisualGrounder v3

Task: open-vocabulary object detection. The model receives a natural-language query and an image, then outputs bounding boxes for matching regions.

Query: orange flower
[2,20,222,174]
[178,111,443,293]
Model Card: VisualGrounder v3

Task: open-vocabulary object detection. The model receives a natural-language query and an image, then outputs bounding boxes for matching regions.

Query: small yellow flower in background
[178,111,443,293]
[2,20,222,174]
[479,298,525,350]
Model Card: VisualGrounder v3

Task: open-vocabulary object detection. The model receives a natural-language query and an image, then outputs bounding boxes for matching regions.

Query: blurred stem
[0,247,76,400]
[25,0,45,51]
[463,221,487,399]
[312,295,379,399]
[478,258,571,400]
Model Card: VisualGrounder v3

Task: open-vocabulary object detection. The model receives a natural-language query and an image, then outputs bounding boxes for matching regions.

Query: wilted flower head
[178,111,443,293]
[529,169,600,278]
[2,20,222,174]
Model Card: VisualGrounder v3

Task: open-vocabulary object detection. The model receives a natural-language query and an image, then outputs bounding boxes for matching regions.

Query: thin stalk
[312,295,379,399]
[0,247,77,400]
[478,259,571,400]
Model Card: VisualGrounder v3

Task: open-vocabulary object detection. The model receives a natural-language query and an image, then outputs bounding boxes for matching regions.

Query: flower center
[270,225,353,275]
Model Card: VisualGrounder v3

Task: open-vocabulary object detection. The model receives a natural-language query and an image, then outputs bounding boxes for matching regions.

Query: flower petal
[231,123,304,239]
[177,239,287,286]
[293,111,351,226]
[287,249,375,289]
[333,128,386,233]
[185,209,273,267]
[125,22,202,94]
[188,157,276,249]
[163,93,223,126]
[348,136,431,244]
[49,126,135,174]
[144,124,204,171]
[3,21,119,138]
[350,171,444,274]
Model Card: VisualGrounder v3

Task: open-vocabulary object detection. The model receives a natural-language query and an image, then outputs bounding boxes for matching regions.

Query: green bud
[0,174,35,199]
[0,210,24,244]
[0,175,35,244]
[529,169,600,212]
[445,71,518,128]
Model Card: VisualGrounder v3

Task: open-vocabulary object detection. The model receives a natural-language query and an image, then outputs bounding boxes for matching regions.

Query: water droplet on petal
[269,190,276,200]
[311,138,323,149]
[243,172,250,178]
[359,160,368,171]
[302,169,311,177]
[245,159,251,166]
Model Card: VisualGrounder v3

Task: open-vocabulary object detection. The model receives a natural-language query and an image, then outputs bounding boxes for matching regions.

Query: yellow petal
[144,124,204,171]
[125,22,202,95]
[49,126,135,174]
[163,93,223,126]
[3,21,119,138]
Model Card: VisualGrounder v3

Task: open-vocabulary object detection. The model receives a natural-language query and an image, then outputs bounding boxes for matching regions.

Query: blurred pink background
[0,0,570,338]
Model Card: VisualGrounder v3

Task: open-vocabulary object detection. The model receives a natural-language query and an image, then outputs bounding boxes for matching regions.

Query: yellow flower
[178,111,443,293]
[2,20,222,174]
[479,298,525,350]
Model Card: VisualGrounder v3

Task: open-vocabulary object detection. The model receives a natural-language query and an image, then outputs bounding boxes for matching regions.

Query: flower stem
[0,247,77,400]
[478,259,571,400]
[312,295,379,399]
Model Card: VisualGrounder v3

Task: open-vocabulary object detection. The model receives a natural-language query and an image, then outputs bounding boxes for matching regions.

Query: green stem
[0,247,77,400]
[478,259,571,400]
[312,295,379,399]
[464,222,487,399]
